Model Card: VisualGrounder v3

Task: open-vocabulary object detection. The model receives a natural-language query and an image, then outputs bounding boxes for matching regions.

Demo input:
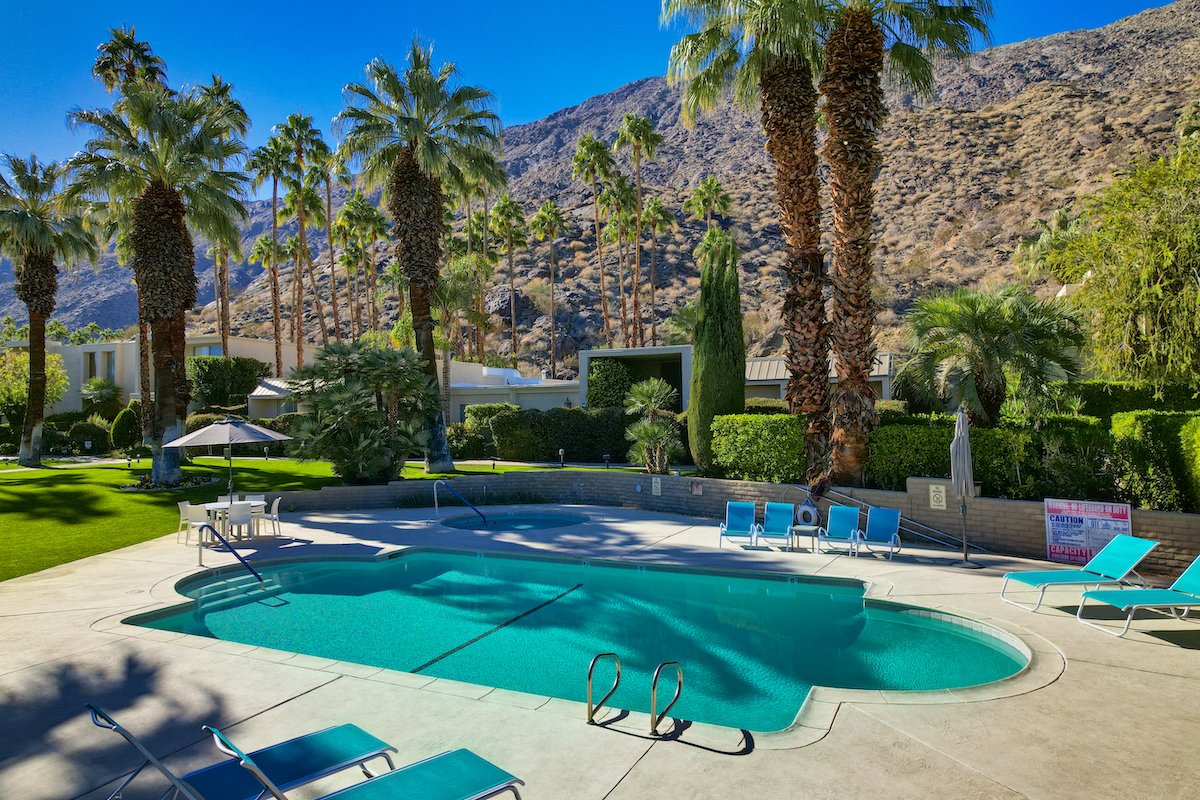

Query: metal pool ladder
[650,661,683,736]
[586,652,621,724]
[432,480,488,525]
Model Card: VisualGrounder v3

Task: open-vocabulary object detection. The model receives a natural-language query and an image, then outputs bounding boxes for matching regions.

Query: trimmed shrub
[464,403,519,428]
[491,407,627,462]
[1074,380,1200,422]
[586,359,634,409]
[1182,417,1200,513]
[185,412,244,434]
[448,422,490,459]
[198,403,249,417]
[45,411,87,428]
[1110,410,1200,512]
[875,399,908,415]
[187,356,272,407]
[0,442,15,456]
[0,423,13,445]
[69,420,110,454]
[110,407,140,450]
[41,425,70,454]
[744,397,788,414]
[878,410,956,427]
[711,414,806,483]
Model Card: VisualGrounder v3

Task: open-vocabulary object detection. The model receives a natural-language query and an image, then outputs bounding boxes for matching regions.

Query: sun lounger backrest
[1171,555,1200,596]
[85,704,202,800]
[863,507,900,543]
[825,505,859,539]
[725,501,756,533]
[204,725,288,799]
[763,502,794,534]
[1082,534,1158,580]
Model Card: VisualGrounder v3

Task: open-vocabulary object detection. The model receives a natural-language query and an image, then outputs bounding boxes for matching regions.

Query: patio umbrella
[163,418,291,497]
[950,407,983,568]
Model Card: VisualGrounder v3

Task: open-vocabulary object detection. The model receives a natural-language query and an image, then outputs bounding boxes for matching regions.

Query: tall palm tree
[896,285,1083,425]
[571,133,616,345]
[821,0,990,481]
[598,173,636,344]
[0,156,97,465]
[612,114,663,347]
[529,200,569,379]
[247,234,280,338]
[489,194,527,364]
[432,255,486,410]
[664,0,829,483]
[276,114,324,369]
[281,172,330,346]
[348,200,390,335]
[310,139,343,343]
[91,25,167,93]
[336,41,501,472]
[198,75,249,355]
[334,196,366,338]
[640,197,674,346]
[682,175,732,229]
[246,136,294,376]
[71,83,247,483]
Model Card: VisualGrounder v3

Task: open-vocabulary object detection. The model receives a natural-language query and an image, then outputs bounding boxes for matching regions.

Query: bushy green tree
[625,377,682,474]
[187,356,272,407]
[290,342,440,483]
[110,406,140,450]
[688,228,745,473]
[586,358,634,408]
[0,350,68,427]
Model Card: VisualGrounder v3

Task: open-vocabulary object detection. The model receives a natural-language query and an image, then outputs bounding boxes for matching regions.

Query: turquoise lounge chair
[207,725,524,799]
[719,501,760,548]
[814,505,860,555]
[1000,534,1158,611]
[1076,554,1200,637]
[85,704,397,800]
[858,507,902,560]
[758,502,796,550]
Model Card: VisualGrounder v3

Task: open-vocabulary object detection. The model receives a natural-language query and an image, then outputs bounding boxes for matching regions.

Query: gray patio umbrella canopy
[163,418,291,496]
[950,407,982,567]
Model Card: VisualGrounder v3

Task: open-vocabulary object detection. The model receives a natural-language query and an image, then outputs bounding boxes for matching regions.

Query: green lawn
[0,458,648,583]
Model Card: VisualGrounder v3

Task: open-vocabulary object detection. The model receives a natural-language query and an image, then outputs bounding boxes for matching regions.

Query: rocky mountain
[3,0,1199,373]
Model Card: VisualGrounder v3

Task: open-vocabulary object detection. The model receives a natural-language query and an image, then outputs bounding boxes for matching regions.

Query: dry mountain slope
[2,0,1198,372]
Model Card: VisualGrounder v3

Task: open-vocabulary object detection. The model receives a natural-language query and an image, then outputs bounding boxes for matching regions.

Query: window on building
[194,345,223,357]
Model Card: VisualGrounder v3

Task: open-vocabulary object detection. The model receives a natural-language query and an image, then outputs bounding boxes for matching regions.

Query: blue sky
[0,0,1170,164]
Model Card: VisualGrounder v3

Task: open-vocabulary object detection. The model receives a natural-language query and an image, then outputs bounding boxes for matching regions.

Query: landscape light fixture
[559,448,565,468]
[603,454,611,469]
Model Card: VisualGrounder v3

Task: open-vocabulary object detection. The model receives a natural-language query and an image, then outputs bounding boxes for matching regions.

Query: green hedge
[185,412,246,434]
[1110,410,1200,512]
[464,403,519,428]
[447,423,490,459]
[711,414,806,482]
[586,359,633,409]
[68,421,111,454]
[0,423,13,445]
[1074,380,1200,422]
[491,407,627,462]
[743,397,788,414]
[187,356,272,407]
[1181,417,1200,514]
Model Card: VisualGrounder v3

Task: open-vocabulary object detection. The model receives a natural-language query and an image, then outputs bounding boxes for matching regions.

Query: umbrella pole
[954,497,984,569]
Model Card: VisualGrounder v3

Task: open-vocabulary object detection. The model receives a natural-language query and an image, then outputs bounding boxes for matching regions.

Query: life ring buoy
[796,501,820,526]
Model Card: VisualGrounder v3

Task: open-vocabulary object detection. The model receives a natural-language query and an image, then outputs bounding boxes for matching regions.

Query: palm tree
[276,114,324,369]
[198,75,249,356]
[0,156,98,465]
[309,139,343,343]
[246,136,294,376]
[529,201,569,379]
[598,174,636,343]
[247,234,280,335]
[683,175,732,229]
[91,26,167,93]
[1013,207,1085,281]
[489,194,527,363]
[571,133,616,345]
[821,0,990,481]
[664,0,829,483]
[336,41,501,472]
[282,170,330,347]
[334,197,365,338]
[640,197,674,346]
[664,298,702,345]
[71,83,247,484]
[896,286,1083,426]
[432,255,486,410]
[612,114,663,346]
[346,199,390,335]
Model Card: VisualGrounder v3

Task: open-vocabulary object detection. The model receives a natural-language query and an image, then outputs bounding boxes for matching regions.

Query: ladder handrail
[433,480,488,525]
[650,661,683,736]
[586,652,621,724]
[198,524,265,585]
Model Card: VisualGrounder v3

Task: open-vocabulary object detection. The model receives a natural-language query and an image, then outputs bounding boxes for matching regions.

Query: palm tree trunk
[617,225,629,344]
[305,249,329,346]
[324,177,342,343]
[218,248,231,354]
[648,231,658,347]
[16,248,54,466]
[632,156,644,347]
[270,180,283,376]
[478,193,491,360]
[507,236,517,366]
[149,314,183,485]
[761,55,831,485]
[590,175,613,347]
[295,214,308,368]
[138,310,152,442]
[548,245,557,379]
[823,10,884,484]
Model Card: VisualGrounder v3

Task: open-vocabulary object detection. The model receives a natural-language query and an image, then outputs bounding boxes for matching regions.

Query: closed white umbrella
[950,407,983,568]
[163,418,291,497]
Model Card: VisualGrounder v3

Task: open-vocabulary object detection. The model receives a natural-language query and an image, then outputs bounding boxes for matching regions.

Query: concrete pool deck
[1,504,1197,799]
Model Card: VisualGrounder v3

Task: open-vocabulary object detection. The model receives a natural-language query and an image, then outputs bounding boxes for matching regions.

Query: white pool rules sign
[1044,499,1132,565]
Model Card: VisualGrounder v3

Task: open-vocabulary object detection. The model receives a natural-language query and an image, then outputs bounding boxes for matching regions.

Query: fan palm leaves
[821,0,990,481]
[70,81,248,483]
[571,132,617,345]
[613,113,664,346]
[640,197,675,346]
[488,194,527,364]
[683,175,732,229]
[92,26,167,94]
[664,0,829,483]
[281,171,330,346]
[529,200,569,379]
[0,155,98,465]
[335,40,501,472]
[246,135,295,376]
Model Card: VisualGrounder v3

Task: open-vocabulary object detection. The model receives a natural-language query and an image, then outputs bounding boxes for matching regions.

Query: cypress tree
[688,228,746,472]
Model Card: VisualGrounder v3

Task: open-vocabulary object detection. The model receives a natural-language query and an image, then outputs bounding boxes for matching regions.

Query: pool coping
[93,544,1066,752]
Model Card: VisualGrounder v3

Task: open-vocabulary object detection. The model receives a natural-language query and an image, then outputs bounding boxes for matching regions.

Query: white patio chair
[259,497,282,538]
[176,501,190,541]
[185,504,210,547]
[227,501,254,540]
[244,494,266,503]
[217,494,236,504]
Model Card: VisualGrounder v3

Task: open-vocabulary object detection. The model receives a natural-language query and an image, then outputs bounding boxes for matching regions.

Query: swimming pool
[440,511,589,531]
[134,550,1027,732]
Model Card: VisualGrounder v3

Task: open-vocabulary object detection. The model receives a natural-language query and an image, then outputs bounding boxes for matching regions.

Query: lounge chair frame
[999,535,1157,611]
[1076,596,1194,638]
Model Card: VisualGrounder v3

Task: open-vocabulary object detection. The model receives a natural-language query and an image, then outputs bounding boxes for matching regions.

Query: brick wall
[271,471,1200,576]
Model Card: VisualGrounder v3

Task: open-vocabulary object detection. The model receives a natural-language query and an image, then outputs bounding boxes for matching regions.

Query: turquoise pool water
[440,512,589,531]
[136,551,1026,731]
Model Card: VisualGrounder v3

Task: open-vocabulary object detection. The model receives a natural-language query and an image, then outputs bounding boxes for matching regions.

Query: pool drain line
[409,582,584,673]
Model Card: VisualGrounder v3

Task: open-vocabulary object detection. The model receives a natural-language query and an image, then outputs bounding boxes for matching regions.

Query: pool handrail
[650,661,684,736]
[198,523,265,585]
[587,652,622,724]
[433,479,488,525]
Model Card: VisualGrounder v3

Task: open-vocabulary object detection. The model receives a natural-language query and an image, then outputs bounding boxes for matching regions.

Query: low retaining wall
[270,470,1200,576]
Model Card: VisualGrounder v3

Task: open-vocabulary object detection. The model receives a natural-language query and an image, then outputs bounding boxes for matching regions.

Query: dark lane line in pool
[409,582,585,674]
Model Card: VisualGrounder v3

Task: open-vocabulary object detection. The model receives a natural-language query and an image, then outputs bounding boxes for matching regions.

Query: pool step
[194,575,284,613]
